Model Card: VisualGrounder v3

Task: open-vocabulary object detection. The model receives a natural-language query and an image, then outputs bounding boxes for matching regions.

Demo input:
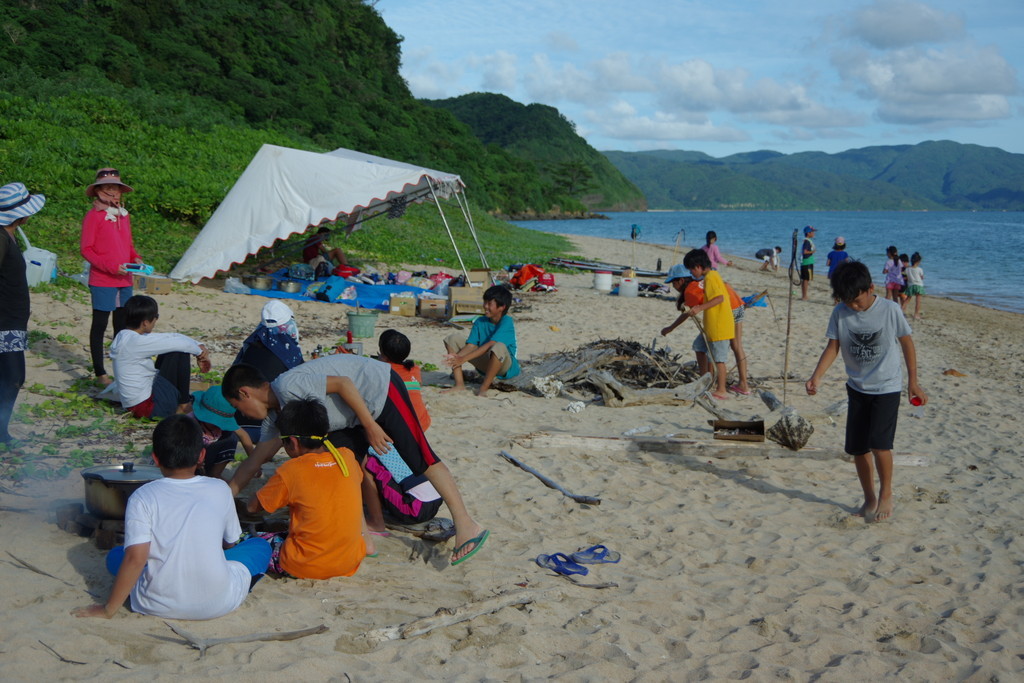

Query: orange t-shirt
[256,448,365,579]
[388,362,431,431]
[684,280,743,310]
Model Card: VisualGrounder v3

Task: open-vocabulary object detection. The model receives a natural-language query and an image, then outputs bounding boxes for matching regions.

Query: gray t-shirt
[261,354,391,441]
[826,295,912,395]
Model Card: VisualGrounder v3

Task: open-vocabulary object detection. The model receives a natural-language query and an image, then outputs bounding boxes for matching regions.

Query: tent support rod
[455,189,489,270]
[429,181,472,283]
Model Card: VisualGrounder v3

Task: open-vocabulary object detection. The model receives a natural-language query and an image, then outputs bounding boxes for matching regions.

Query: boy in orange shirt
[245,398,369,579]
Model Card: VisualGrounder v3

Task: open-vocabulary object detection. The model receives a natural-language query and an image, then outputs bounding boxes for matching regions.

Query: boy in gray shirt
[806,261,927,523]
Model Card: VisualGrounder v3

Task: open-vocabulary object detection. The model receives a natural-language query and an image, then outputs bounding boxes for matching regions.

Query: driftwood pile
[493,339,709,407]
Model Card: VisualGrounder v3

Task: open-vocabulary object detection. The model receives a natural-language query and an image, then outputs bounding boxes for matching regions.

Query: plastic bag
[224,277,250,294]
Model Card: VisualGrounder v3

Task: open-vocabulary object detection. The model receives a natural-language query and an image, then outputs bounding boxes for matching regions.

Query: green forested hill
[604,141,1024,210]
[0,0,580,272]
[424,93,646,214]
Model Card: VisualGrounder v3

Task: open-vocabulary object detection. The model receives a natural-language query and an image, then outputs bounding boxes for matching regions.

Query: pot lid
[81,461,163,483]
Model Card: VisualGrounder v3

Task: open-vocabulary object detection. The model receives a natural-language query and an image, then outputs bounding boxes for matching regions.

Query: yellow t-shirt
[257,449,365,579]
[702,270,736,342]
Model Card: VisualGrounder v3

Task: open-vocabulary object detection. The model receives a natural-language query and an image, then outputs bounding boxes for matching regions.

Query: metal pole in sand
[783,228,799,404]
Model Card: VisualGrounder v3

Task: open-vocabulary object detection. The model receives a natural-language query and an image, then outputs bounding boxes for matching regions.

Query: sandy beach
[2,233,1022,680]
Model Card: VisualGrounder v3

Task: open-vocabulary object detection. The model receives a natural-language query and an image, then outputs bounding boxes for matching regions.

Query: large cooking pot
[81,462,163,520]
[244,275,272,291]
[278,280,303,293]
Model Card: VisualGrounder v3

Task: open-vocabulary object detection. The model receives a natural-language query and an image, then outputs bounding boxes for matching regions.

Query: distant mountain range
[603,141,1024,211]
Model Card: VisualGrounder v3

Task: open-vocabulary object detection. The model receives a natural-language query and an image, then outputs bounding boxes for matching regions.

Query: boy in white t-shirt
[72,415,271,620]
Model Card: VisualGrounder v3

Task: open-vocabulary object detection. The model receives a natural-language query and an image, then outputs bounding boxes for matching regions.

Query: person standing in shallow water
[80,168,144,386]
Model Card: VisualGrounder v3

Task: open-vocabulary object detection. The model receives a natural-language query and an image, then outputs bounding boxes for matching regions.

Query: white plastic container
[18,228,57,286]
[619,277,639,298]
[594,270,612,291]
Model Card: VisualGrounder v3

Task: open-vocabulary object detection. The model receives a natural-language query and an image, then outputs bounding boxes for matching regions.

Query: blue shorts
[845,385,900,455]
[692,335,731,364]
[106,537,272,578]
[89,285,133,312]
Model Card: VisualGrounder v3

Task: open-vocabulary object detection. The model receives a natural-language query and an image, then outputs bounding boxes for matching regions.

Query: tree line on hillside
[604,141,1024,211]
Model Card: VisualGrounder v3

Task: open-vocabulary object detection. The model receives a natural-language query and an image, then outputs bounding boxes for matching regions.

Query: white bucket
[619,277,639,298]
[594,270,612,291]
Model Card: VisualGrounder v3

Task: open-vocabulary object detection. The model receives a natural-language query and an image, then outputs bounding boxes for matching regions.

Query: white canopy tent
[168,143,488,283]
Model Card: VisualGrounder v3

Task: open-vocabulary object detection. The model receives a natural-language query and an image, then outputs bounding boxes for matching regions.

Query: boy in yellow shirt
[682,249,736,400]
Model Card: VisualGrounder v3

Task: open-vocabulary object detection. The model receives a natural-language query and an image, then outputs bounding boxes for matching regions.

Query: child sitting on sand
[245,398,369,579]
[442,284,520,396]
[190,385,256,478]
[805,260,927,523]
[377,329,430,431]
[72,415,271,619]
[110,295,210,419]
[221,355,488,565]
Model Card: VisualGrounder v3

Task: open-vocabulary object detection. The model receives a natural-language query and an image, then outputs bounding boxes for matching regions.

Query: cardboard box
[448,286,485,315]
[710,419,765,442]
[468,268,492,286]
[418,299,448,319]
[389,294,416,317]
[133,273,173,295]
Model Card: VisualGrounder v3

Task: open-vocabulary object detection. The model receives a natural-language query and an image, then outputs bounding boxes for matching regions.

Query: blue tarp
[240,269,433,311]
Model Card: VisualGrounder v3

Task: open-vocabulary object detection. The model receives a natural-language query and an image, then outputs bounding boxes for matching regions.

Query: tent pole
[429,181,472,282]
[455,189,489,270]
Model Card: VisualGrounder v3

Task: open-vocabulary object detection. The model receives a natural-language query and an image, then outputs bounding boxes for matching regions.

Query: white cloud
[834,44,1019,123]
[478,51,518,91]
[845,0,966,49]
[523,54,608,105]
[544,31,579,52]
[592,52,654,92]
[587,101,749,143]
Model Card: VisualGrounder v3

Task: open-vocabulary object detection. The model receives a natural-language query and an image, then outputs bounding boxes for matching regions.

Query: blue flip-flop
[450,529,490,566]
[535,552,589,576]
[570,545,621,564]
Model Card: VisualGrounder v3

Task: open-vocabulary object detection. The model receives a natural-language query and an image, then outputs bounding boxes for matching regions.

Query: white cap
[261,300,294,327]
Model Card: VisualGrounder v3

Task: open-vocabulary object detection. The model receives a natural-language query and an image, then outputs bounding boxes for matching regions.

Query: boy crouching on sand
[245,398,370,579]
[73,415,271,619]
[110,295,211,419]
[442,284,520,396]
[805,261,927,522]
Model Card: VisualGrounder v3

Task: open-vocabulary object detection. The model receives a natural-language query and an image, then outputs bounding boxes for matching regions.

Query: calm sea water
[512,211,1024,314]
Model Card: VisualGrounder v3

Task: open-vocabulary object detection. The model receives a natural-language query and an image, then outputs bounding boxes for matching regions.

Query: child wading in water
[904,252,925,320]
[806,261,927,522]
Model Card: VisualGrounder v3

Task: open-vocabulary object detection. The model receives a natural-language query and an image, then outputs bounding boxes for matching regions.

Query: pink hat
[834,236,846,247]
[85,168,133,198]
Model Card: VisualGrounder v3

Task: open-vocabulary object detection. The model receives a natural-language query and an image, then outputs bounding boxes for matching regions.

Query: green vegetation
[426,93,646,214]
[604,141,1024,211]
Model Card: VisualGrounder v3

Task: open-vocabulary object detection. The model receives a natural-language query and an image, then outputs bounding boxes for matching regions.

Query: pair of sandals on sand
[535,545,621,576]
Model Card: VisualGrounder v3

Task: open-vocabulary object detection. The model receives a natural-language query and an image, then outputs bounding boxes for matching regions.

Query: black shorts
[800,264,814,281]
[845,385,900,455]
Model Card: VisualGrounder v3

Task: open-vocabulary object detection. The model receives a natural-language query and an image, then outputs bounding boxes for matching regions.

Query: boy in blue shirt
[443,285,520,396]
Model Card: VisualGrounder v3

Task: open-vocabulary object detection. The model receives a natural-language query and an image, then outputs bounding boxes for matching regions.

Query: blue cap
[804,225,816,235]
[664,263,689,283]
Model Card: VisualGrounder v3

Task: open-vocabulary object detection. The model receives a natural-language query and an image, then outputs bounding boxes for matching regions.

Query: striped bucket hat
[0,182,46,227]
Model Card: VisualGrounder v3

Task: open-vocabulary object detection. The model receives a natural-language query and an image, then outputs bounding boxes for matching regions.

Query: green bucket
[346,310,379,338]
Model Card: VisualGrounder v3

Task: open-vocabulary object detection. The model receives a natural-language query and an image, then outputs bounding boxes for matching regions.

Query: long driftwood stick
[164,621,328,657]
[497,450,601,505]
[38,640,86,665]
[362,589,546,647]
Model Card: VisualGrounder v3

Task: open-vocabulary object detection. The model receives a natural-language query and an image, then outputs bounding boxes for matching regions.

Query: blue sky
[376,0,1023,157]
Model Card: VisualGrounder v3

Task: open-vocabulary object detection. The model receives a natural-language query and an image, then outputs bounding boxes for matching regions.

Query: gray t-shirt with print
[261,354,391,441]
[826,295,912,395]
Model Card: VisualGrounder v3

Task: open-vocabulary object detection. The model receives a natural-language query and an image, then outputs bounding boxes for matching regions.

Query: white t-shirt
[124,476,250,620]
[110,330,202,409]
[905,265,924,286]
[261,354,391,441]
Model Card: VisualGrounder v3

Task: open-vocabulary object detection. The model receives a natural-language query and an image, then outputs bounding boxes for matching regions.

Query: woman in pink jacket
[80,168,144,386]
